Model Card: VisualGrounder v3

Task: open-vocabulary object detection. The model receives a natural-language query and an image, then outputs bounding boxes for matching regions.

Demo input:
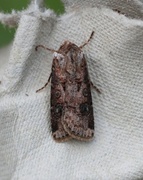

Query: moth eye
[83,88,89,97]
[80,103,90,115]
[55,90,61,98]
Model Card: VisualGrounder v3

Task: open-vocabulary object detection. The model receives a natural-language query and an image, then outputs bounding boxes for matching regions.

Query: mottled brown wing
[50,61,71,142]
[61,56,94,141]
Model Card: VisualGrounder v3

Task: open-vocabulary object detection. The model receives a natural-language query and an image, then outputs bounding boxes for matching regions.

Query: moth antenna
[35,45,58,53]
[36,73,52,93]
[79,31,94,49]
[90,81,101,94]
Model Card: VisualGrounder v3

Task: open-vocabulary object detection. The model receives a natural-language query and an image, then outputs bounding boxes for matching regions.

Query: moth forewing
[61,47,94,141]
[50,54,71,142]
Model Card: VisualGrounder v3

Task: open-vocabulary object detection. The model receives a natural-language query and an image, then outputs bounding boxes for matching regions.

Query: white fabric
[1,0,143,179]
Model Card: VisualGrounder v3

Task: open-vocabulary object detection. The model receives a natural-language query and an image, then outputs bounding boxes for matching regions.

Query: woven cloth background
[0,0,143,179]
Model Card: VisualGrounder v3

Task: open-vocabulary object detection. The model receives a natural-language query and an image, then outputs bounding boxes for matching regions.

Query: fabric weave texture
[0,0,143,179]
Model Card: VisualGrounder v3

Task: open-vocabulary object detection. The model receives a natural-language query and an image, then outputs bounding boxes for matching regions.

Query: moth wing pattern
[61,52,94,141]
[52,42,94,141]
[50,56,72,142]
[36,31,96,142]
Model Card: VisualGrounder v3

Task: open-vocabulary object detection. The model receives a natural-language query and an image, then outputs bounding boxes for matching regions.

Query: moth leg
[36,73,52,93]
[90,81,101,94]
[79,31,94,49]
[35,45,57,53]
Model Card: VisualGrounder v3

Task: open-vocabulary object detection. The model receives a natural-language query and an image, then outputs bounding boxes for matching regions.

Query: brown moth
[36,31,99,142]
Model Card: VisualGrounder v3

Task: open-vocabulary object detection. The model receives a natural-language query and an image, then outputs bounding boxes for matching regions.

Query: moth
[36,31,100,142]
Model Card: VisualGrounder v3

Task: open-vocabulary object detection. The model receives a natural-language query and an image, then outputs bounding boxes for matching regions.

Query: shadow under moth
[36,31,100,142]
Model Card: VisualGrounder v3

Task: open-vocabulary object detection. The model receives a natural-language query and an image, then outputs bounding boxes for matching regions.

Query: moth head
[58,41,81,55]
[53,52,66,69]
[59,41,83,62]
